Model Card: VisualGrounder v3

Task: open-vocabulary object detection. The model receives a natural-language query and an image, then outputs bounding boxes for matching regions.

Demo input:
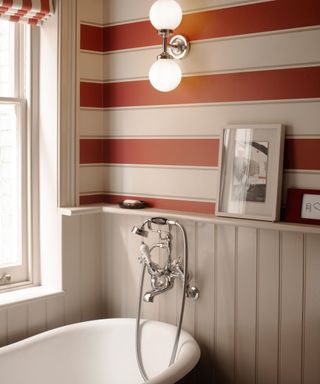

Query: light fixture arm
[157,30,189,60]
[157,29,173,60]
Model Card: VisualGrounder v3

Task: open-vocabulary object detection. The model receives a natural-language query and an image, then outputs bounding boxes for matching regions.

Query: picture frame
[285,188,320,225]
[215,124,285,222]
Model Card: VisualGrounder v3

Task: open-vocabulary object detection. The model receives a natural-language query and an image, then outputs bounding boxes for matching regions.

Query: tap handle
[151,217,168,225]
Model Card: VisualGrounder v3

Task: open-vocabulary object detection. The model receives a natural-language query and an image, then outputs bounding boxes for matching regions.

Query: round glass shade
[149,58,182,92]
[149,0,182,31]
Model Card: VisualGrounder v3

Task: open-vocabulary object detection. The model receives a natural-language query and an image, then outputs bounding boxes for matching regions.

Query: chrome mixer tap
[132,217,199,303]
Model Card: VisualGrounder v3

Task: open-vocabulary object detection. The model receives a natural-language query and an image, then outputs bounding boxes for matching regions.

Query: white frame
[215,124,285,222]
[0,22,40,290]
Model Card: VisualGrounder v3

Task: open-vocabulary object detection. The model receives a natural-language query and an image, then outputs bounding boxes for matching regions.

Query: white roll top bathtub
[0,318,200,384]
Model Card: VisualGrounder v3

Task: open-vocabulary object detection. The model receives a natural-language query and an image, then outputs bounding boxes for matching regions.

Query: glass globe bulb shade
[149,0,182,31]
[149,58,182,92]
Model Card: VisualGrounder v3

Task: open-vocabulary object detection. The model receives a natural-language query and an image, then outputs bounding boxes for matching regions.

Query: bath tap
[139,242,160,276]
[134,217,200,381]
[132,218,199,303]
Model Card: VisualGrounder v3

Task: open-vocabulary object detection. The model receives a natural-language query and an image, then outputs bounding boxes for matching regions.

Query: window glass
[0,20,14,97]
[0,103,19,268]
[0,20,30,287]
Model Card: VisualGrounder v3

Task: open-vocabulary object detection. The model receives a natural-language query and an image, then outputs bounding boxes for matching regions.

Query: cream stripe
[80,25,320,57]
[98,29,320,82]
[79,135,220,139]
[103,0,274,27]
[79,191,216,203]
[284,170,320,175]
[80,135,320,140]
[283,172,320,203]
[79,165,218,200]
[79,99,320,112]
[80,163,218,171]
[78,101,320,137]
[79,52,103,81]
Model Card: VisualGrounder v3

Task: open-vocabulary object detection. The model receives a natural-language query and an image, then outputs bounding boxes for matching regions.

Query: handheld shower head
[131,226,149,238]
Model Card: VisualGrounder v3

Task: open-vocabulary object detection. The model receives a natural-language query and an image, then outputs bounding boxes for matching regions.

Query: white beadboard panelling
[103,0,272,25]
[194,222,215,381]
[80,165,217,200]
[7,304,28,344]
[103,29,320,81]
[179,220,197,336]
[99,212,320,384]
[80,214,102,321]
[303,234,320,384]
[46,294,65,330]
[28,300,47,337]
[79,51,103,81]
[140,218,162,321]
[123,215,145,318]
[81,101,320,138]
[159,224,178,325]
[215,224,236,383]
[236,227,257,384]
[257,229,280,384]
[62,216,82,324]
[0,308,7,347]
[103,214,130,317]
[279,232,304,384]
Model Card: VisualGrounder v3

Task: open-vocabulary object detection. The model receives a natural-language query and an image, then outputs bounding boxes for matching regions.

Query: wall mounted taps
[132,217,199,303]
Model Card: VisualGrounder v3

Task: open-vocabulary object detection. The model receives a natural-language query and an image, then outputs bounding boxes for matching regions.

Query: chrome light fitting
[149,0,190,92]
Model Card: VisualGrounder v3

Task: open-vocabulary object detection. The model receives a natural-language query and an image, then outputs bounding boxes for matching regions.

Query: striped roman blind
[0,0,54,25]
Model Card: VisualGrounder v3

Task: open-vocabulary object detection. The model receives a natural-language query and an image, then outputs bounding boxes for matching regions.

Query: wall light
[149,0,189,92]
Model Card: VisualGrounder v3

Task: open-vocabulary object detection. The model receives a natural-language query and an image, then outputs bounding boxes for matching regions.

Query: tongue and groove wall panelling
[79,0,320,213]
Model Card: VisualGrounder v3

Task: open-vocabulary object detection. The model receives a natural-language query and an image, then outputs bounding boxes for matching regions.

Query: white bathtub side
[0,318,200,384]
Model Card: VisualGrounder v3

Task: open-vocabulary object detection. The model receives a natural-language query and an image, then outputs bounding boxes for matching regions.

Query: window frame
[0,22,40,291]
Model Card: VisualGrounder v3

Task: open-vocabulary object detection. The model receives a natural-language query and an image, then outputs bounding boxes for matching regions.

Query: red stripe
[1,0,50,21]
[81,0,320,52]
[40,0,50,14]
[79,194,106,205]
[28,0,51,23]
[80,67,320,108]
[0,0,13,12]
[11,0,32,17]
[79,194,215,214]
[80,82,104,108]
[81,24,104,52]
[80,138,219,166]
[80,138,320,171]
[103,21,157,52]
[284,138,320,170]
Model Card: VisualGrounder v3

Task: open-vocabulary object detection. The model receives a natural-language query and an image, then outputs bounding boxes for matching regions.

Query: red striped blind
[0,0,53,25]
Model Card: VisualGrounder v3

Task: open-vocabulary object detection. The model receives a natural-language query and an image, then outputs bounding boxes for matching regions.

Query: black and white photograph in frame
[216,124,285,221]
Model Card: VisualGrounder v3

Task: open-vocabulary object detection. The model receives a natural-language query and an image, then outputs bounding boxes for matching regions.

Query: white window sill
[60,204,320,234]
[0,286,64,307]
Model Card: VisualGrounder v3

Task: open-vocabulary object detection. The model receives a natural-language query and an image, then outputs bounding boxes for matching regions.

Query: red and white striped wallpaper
[77,0,320,214]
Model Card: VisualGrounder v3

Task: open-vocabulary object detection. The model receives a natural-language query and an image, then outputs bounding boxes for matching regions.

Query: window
[0,20,38,290]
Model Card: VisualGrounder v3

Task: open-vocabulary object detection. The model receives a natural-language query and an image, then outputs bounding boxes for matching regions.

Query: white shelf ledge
[60,204,320,235]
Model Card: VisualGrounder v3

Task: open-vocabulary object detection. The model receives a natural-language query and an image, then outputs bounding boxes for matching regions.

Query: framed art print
[215,124,285,221]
